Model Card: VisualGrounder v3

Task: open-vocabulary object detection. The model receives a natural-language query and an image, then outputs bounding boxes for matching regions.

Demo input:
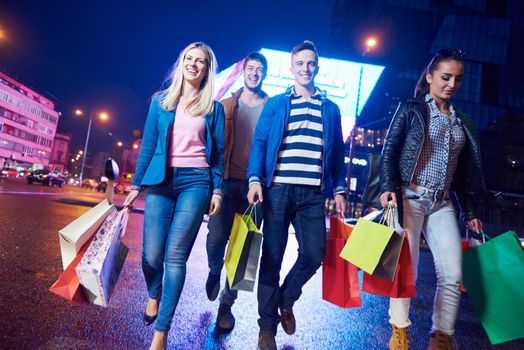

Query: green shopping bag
[463,230,524,345]
[339,207,404,280]
[224,205,263,292]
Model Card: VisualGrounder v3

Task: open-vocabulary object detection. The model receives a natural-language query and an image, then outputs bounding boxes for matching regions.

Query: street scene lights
[347,36,378,195]
[75,109,109,184]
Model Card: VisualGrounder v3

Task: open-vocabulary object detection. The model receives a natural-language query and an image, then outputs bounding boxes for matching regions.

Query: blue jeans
[206,178,263,306]
[389,184,462,335]
[142,167,211,332]
[257,183,326,334]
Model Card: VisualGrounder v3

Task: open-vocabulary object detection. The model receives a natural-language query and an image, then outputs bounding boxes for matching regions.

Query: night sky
[0,1,335,153]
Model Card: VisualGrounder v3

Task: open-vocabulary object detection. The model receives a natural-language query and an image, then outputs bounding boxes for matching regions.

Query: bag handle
[379,204,394,226]
[479,231,492,240]
[117,206,132,240]
[465,228,487,243]
[242,204,257,220]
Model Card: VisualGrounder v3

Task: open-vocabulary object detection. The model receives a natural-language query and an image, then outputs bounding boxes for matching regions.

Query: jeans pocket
[403,187,421,200]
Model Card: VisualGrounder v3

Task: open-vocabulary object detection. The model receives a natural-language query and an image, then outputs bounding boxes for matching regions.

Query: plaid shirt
[412,94,466,190]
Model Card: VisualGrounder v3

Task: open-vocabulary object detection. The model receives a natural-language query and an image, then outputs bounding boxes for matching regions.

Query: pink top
[169,108,209,168]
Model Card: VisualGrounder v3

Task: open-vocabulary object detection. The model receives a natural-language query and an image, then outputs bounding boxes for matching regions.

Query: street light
[75,109,109,184]
[346,36,378,196]
[117,141,123,147]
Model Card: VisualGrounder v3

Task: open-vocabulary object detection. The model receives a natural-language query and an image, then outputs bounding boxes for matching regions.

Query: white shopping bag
[58,199,114,270]
[76,208,130,307]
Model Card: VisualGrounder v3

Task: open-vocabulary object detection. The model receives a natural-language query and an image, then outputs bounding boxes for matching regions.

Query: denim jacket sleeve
[330,103,347,194]
[132,94,161,188]
[247,97,278,185]
[210,102,225,195]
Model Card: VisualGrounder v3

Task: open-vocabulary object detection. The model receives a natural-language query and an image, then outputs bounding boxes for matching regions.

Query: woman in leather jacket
[379,49,487,350]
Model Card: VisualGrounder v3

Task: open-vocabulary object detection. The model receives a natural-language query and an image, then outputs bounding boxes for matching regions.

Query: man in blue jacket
[247,41,347,350]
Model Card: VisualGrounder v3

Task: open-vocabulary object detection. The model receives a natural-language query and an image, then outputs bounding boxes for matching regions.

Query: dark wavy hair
[414,49,465,98]
[242,51,268,74]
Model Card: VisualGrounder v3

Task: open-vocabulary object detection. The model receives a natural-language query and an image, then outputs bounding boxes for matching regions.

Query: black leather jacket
[380,97,487,226]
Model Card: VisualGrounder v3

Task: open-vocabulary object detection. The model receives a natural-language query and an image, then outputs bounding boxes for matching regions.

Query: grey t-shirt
[229,100,264,180]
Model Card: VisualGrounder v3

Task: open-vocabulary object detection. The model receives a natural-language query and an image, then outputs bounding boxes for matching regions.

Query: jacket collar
[285,86,326,101]
[231,87,268,102]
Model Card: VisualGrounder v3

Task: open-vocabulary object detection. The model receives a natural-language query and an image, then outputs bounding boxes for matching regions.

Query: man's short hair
[291,40,319,61]
[242,51,268,73]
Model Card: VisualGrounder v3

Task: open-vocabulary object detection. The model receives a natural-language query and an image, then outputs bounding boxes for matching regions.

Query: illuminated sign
[352,158,368,166]
[215,48,385,141]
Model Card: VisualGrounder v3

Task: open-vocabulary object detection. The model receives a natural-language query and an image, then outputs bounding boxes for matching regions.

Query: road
[0,179,522,349]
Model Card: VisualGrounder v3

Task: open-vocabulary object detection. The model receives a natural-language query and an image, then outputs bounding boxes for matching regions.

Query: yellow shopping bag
[224,205,263,291]
[339,207,404,281]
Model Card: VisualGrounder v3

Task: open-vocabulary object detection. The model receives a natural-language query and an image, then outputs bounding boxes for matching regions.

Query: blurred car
[81,179,98,189]
[96,181,120,193]
[1,167,18,178]
[26,169,66,187]
[96,181,107,192]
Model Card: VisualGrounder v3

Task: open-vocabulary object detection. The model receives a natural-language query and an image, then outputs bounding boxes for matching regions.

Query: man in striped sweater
[247,41,347,350]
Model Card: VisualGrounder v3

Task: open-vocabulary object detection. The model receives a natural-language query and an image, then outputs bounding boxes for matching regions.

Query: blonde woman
[124,42,225,350]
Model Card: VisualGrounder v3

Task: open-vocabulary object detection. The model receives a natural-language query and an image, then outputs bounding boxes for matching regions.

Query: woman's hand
[467,218,483,234]
[123,189,139,208]
[379,191,397,208]
[208,194,222,216]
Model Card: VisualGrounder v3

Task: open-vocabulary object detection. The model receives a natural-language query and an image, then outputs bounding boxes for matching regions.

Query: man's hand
[247,183,263,205]
[334,194,346,219]
[208,194,222,216]
[379,191,397,208]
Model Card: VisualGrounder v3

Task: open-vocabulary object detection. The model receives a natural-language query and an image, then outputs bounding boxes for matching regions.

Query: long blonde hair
[160,42,217,116]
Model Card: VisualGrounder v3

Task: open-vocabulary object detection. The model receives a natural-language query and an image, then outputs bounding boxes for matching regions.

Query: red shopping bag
[460,230,485,293]
[322,217,361,308]
[329,216,352,240]
[49,235,94,303]
[362,232,416,298]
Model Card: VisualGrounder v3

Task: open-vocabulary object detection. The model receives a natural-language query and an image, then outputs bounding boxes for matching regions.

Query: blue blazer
[247,88,346,194]
[132,93,225,194]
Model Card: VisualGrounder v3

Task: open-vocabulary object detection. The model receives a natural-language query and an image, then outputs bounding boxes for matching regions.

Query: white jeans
[389,184,462,335]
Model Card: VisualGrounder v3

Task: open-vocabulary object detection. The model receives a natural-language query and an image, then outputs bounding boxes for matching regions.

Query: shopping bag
[322,217,361,308]
[460,230,485,292]
[224,205,263,292]
[330,215,353,239]
[58,199,113,270]
[76,207,130,307]
[49,235,95,303]
[463,230,524,345]
[362,232,416,298]
[339,206,403,281]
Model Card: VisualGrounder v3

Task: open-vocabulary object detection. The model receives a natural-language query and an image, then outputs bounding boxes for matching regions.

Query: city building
[111,139,141,177]
[0,70,60,171]
[329,0,524,231]
[48,128,72,174]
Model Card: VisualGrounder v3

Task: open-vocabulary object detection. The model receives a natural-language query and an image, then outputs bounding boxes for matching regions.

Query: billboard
[215,48,385,141]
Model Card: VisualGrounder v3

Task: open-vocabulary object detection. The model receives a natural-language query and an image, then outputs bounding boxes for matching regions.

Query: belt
[408,183,448,202]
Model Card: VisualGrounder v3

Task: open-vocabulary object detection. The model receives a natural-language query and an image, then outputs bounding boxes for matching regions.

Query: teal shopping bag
[462,230,524,345]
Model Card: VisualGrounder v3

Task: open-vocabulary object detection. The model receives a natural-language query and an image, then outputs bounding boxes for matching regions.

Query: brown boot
[258,331,277,350]
[279,307,296,335]
[428,331,458,350]
[389,324,409,350]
